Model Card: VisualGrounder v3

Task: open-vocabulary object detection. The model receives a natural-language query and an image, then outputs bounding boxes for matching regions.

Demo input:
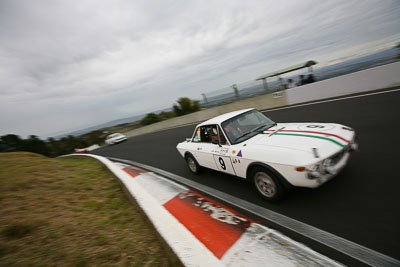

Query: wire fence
[198,50,400,108]
[199,77,286,108]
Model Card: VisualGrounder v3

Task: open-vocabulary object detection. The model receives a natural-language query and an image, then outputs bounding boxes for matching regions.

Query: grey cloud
[1,0,399,138]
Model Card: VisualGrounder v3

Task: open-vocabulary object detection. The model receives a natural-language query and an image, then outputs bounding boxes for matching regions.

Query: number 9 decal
[219,157,226,170]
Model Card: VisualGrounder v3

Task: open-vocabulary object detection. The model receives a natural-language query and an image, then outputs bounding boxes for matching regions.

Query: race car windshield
[221,110,275,144]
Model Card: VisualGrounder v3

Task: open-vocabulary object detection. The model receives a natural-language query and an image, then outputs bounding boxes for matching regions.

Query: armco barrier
[124,61,400,138]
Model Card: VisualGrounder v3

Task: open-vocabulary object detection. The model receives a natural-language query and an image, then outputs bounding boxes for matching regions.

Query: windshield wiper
[253,123,277,132]
[268,126,285,138]
[265,123,277,130]
[234,123,277,143]
[251,124,268,132]
[236,130,258,142]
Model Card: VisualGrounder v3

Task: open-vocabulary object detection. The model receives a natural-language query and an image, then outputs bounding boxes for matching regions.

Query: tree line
[140,97,200,125]
[1,97,201,157]
[0,131,104,157]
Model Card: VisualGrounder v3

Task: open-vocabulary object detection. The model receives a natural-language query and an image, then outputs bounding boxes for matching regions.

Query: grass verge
[0,152,178,266]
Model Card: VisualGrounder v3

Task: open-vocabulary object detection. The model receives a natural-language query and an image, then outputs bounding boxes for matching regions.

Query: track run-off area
[93,88,400,261]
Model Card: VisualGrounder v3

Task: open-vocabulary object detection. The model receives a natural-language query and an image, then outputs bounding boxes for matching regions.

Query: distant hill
[53,114,145,139]
[53,106,174,139]
[314,47,399,80]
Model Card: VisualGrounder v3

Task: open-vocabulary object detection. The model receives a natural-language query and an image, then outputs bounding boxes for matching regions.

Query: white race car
[176,108,358,201]
[105,133,127,145]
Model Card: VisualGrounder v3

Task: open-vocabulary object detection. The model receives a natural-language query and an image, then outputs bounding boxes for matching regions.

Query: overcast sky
[1,0,399,139]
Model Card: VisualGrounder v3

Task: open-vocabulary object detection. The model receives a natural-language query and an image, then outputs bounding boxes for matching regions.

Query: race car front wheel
[185,154,201,174]
[250,167,285,202]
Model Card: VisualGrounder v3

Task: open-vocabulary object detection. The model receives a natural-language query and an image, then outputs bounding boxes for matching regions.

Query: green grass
[0,152,178,266]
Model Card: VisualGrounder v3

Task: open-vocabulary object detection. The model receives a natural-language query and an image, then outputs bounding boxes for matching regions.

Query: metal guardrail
[200,79,282,108]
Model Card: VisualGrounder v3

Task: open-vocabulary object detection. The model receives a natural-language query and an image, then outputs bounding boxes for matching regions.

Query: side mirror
[211,138,219,145]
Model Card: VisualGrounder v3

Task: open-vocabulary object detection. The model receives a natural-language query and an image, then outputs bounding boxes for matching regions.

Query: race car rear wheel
[185,154,201,174]
[250,167,285,202]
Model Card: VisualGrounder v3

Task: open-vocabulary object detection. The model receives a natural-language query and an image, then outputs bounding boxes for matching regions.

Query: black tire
[250,167,285,202]
[185,154,201,174]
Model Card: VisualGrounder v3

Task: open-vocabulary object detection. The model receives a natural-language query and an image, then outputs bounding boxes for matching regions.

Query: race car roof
[198,108,255,126]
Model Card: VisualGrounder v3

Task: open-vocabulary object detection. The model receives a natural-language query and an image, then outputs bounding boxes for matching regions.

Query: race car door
[212,148,236,175]
[192,124,235,175]
[211,126,236,176]
[191,125,219,170]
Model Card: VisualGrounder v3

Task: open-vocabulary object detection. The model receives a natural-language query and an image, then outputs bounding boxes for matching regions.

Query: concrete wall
[125,61,400,138]
[287,61,400,105]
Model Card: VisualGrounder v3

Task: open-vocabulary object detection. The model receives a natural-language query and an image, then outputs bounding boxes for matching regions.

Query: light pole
[201,93,208,105]
[232,84,239,99]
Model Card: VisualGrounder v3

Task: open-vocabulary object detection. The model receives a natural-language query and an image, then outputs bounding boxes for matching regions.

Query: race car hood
[245,122,355,158]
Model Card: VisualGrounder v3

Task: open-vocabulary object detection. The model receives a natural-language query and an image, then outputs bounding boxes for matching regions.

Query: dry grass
[0,152,178,266]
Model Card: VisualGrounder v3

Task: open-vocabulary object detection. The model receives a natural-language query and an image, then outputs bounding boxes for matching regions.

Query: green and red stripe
[262,129,349,147]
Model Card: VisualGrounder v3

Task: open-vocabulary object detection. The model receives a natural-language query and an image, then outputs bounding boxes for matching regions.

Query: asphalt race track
[93,89,400,260]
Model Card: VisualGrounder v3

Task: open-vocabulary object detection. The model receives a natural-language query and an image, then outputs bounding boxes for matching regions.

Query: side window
[193,125,218,143]
[192,127,201,142]
[203,125,217,143]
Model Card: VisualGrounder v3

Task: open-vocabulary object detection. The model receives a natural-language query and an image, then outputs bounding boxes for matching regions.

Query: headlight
[307,164,322,179]
[322,159,335,174]
[308,171,320,179]
[307,157,338,179]
[325,158,340,174]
